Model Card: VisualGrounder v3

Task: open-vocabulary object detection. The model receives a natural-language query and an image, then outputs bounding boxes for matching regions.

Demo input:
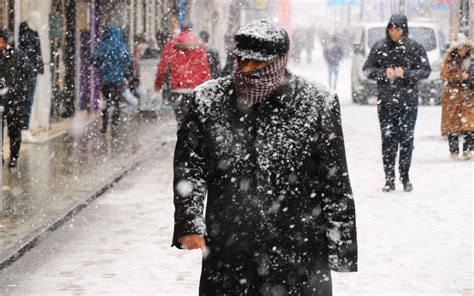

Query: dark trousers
[22,78,36,130]
[169,92,193,128]
[378,104,418,182]
[448,132,472,153]
[101,83,123,130]
[2,105,23,160]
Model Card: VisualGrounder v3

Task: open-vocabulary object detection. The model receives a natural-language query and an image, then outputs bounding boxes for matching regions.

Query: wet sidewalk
[0,107,177,267]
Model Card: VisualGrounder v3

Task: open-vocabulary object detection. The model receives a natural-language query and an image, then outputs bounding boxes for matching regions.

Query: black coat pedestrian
[173,72,357,295]
[362,17,431,106]
[19,22,44,76]
[0,45,34,160]
[205,47,221,79]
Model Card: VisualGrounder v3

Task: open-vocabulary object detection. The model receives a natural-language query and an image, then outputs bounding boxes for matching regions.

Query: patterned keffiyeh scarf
[232,53,289,105]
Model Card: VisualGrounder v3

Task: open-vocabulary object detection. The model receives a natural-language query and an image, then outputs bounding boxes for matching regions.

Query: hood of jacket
[386,14,409,40]
[103,26,122,42]
[25,11,41,32]
[173,30,202,51]
[445,39,474,59]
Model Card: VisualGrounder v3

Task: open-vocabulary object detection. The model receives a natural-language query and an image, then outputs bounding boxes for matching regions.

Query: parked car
[351,20,445,105]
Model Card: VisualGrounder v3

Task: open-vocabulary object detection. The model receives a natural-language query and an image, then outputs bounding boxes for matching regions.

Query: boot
[450,152,458,160]
[462,151,472,160]
[382,180,395,192]
[400,176,413,192]
[8,157,17,168]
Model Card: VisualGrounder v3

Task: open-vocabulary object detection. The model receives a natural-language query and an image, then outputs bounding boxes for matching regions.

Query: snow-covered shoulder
[194,76,233,113]
[292,74,339,112]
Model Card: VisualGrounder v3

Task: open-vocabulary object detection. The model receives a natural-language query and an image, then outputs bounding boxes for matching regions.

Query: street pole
[399,0,405,14]
[471,0,474,40]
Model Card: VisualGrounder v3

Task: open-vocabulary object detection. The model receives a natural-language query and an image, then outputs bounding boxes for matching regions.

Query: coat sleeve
[363,44,386,81]
[440,59,463,84]
[404,43,431,84]
[33,32,44,75]
[317,94,358,272]
[172,96,209,248]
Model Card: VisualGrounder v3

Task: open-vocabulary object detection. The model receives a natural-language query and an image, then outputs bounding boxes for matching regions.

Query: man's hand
[461,71,470,81]
[394,67,404,78]
[385,67,395,79]
[178,234,206,250]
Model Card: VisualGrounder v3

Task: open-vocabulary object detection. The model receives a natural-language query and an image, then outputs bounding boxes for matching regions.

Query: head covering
[234,19,290,62]
[0,29,8,41]
[386,14,409,37]
[232,53,289,105]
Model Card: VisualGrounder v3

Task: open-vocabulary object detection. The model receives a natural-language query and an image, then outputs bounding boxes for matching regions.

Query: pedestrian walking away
[172,19,357,296]
[323,35,344,89]
[440,40,474,160]
[18,12,44,143]
[154,22,210,127]
[362,14,431,192]
[0,29,34,168]
[92,25,132,134]
[199,30,221,79]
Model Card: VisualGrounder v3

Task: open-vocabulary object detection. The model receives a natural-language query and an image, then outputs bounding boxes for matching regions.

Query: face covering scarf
[232,53,289,105]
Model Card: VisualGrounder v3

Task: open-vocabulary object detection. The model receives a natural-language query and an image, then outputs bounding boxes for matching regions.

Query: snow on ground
[0,40,472,295]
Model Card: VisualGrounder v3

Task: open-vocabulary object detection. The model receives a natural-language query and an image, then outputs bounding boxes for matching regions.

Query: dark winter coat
[0,46,34,108]
[323,39,343,66]
[92,26,132,85]
[205,47,221,79]
[19,22,44,76]
[173,72,357,295]
[362,15,431,106]
[440,40,474,135]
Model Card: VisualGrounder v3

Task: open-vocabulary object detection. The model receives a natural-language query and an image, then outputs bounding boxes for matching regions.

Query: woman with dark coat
[18,12,44,137]
[172,20,357,296]
[440,40,474,160]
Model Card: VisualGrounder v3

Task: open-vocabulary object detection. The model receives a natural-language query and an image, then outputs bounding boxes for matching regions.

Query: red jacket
[154,30,211,92]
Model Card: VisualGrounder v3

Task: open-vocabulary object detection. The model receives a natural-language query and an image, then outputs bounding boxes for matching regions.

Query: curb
[0,139,169,270]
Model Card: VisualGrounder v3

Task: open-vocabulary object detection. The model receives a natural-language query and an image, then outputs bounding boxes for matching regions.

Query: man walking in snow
[154,22,210,127]
[362,14,431,192]
[172,20,357,295]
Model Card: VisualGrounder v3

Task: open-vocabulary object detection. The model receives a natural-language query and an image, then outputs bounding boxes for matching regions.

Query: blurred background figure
[130,33,149,98]
[323,35,344,89]
[440,40,474,160]
[290,26,304,64]
[19,12,44,143]
[154,22,210,127]
[92,26,132,134]
[0,29,34,168]
[199,30,221,79]
[303,26,315,64]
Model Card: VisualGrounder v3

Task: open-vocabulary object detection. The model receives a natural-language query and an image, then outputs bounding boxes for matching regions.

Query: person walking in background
[303,26,315,64]
[363,14,431,192]
[19,12,44,143]
[130,33,149,97]
[172,19,357,295]
[0,29,34,168]
[323,35,343,89]
[154,22,210,127]
[440,40,474,160]
[92,25,132,134]
[199,30,221,79]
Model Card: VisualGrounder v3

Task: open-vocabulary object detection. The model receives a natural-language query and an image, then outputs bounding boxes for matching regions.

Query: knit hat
[234,19,290,61]
[0,29,9,41]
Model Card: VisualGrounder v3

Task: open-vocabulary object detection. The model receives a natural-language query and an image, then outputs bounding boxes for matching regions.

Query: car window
[367,26,437,52]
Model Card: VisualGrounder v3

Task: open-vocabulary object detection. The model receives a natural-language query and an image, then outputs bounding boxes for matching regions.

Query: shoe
[8,158,17,168]
[402,181,413,192]
[462,151,472,160]
[450,152,459,160]
[100,125,107,134]
[382,181,395,192]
